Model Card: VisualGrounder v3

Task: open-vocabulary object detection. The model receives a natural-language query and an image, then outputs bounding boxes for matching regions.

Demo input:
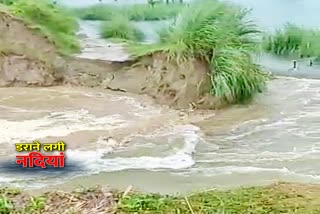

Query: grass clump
[100,15,144,41]
[263,23,320,58]
[130,0,268,105]
[73,3,185,21]
[8,0,80,55]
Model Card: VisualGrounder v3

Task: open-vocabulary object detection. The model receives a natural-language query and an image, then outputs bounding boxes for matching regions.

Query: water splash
[0,110,128,144]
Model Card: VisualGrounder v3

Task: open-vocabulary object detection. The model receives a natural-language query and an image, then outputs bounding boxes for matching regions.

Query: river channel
[1,0,320,194]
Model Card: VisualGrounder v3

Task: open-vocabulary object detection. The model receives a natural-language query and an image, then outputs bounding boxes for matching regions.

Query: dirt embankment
[0,10,220,109]
[107,53,221,109]
[0,10,65,86]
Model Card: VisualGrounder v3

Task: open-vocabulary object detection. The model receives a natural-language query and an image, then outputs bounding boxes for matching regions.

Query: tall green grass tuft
[100,15,144,41]
[73,3,185,21]
[263,23,320,58]
[131,0,267,104]
[9,0,80,55]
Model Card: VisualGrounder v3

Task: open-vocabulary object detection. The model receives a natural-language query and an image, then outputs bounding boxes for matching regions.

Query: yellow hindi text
[15,141,66,152]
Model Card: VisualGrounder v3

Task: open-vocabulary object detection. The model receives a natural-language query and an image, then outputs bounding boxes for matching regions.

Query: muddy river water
[1,0,320,194]
[1,77,320,194]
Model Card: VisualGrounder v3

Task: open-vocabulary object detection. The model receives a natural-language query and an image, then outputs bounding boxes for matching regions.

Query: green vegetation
[1,183,320,213]
[263,23,320,58]
[6,0,80,55]
[130,0,268,104]
[119,183,320,213]
[101,15,144,41]
[73,3,185,21]
[0,0,14,5]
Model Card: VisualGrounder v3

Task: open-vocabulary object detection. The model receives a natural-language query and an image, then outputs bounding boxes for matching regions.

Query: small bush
[263,23,320,57]
[9,0,80,55]
[100,15,144,41]
[73,3,185,21]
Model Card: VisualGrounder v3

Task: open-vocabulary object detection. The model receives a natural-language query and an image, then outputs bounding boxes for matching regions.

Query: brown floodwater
[1,76,320,194]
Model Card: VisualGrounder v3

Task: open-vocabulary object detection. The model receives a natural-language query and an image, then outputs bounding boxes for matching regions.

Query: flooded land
[1,0,320,213]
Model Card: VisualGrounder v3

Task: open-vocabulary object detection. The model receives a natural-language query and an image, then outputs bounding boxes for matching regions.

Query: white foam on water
[183,166,320,182]
[0,177,49,189]
[0,125,201,189]
[197,149,320,164]
[0,105,50,113]
[0,109,128,144]
[0,125,200,189]
[227,117,298,141]
[67,124,200,173]
[110,95,163,117]
[0,177,15,183]
[0,96,13,102]
[200,166,292,175]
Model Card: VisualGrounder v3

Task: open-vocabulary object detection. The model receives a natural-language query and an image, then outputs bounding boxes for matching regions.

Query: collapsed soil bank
[65,53,221,109]
[0,10,63,86]
[0,9,220,110]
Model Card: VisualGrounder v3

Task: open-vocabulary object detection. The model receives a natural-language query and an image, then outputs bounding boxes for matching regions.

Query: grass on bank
[100,15,144,42]
[1,182,320,213]
[129,0,268,105]
[73,3,185,21]
[6,0,80,55]
[119,183,320,213]
[263,23,320,58]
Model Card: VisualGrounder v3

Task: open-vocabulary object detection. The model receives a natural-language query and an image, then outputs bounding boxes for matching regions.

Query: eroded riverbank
[2,1,320,209]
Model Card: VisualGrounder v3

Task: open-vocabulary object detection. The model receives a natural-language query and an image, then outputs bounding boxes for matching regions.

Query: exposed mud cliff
[63,54,220,109]
[0,9,219,109]
[103,53,221,109]
[0,10,64,86]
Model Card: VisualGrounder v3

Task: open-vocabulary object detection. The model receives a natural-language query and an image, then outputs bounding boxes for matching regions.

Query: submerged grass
[1,182,320,213]
[7,0,80,55]
[100,15,144,41]
[263,23,320,58]
[73,3,185,21]
[129,0,268,105]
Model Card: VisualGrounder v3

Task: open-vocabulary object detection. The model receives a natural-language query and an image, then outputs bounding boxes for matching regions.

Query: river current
[1,0,320,194]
